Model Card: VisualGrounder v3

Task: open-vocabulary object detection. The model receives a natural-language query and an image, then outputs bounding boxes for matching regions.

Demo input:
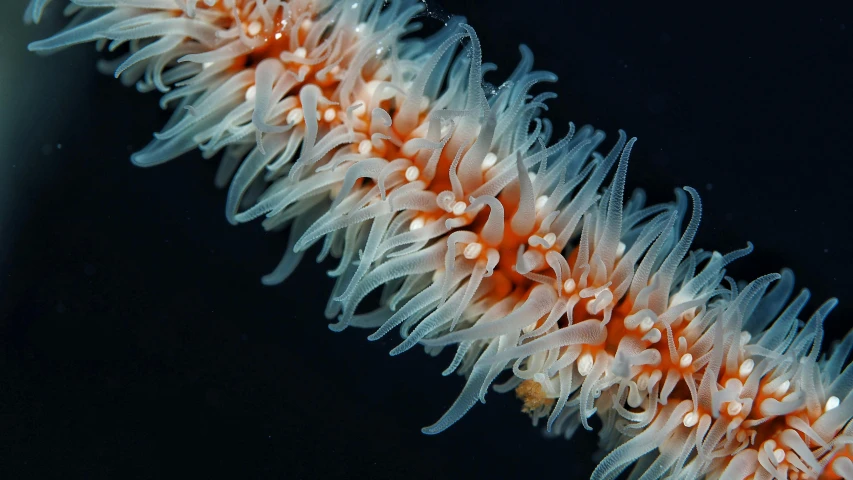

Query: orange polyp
[603,307,630,351]
[195,2,358,95]
[487,270,515,300]
[494,218,530,287]
[28,2,853,477]
[101,3,850,473]
[421,148,457,194]
[31,3,852,476]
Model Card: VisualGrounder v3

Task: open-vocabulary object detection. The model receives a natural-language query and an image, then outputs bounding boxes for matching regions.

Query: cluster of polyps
[26,0,853,478]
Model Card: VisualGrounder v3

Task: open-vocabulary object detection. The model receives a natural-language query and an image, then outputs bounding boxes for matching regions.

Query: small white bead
[738,359,755,378]
[293,47,307,58]
[323,108,336,122]
[679,353,693,369]
[274,32,283,40]
[682,411,699,428]
[563,279,576,294]
[358,139,372,155]
[404,166,420,182]
[286,108,303,125]
[247,20,262,36]
[481,152,498,170]
[826,395,841,412]
[463,243,482,260]
[577,353,594,376]
[244,85,256,102]
[773,448,786,464]
[535,195,549,210]
[409,217,425,231]
[451,201,467,216]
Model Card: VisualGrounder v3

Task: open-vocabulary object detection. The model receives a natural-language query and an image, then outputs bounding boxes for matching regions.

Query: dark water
[1,1,851,478]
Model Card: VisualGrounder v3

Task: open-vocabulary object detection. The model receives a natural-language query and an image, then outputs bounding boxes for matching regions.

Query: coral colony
[24,1,853,478]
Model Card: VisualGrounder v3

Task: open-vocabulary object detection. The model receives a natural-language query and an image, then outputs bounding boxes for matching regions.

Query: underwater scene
[2,1,852,478]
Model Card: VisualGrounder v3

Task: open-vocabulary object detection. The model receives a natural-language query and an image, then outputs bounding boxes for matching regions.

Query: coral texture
[25,1,853,478]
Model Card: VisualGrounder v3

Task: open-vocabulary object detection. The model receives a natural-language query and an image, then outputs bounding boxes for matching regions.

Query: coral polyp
[24,1,853,478]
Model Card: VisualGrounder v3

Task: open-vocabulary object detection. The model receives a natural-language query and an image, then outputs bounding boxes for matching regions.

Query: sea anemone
[24,1,853,478]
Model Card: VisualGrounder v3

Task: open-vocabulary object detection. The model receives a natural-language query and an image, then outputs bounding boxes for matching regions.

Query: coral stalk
[24,1,853,478]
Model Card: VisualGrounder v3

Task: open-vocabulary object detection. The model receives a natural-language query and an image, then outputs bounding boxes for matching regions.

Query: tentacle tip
[328,323,348,333]
[129,154,153,168]
[367,326,391,341]
[420,425,443,435]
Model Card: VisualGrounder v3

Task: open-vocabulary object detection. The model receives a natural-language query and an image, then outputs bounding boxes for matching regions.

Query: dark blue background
[1,1,851,478]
